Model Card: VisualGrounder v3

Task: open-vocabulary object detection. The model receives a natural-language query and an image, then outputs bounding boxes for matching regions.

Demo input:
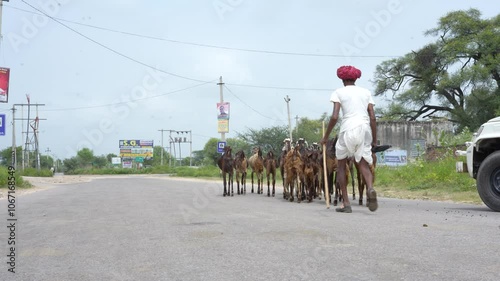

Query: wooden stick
[322,121,330,209]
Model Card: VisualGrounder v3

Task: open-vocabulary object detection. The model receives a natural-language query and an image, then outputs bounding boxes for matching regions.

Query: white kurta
[330,85,375,164]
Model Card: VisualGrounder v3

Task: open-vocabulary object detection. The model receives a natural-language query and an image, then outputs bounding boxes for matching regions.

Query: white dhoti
[336,123,373,165]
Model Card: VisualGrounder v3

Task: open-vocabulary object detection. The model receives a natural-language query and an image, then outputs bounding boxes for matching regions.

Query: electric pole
[295,115,299,137]
[13,101,46,170]
[218,76,225,142]
[0,0,6,41]
[284,95,292,143]
[158,129,166,165]
[11,106,16,168]
[159,129,192,166]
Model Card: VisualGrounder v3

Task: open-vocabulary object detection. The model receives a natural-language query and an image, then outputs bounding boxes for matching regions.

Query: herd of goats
[217,137,391,206]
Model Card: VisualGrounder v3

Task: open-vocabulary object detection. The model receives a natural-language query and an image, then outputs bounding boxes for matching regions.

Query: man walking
[320,65,378,213]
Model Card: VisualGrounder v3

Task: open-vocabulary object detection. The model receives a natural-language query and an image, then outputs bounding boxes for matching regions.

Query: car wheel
[477,151,500,212]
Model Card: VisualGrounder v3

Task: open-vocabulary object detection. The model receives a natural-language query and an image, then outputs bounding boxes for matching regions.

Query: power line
[40,80,216,112]
[223,84,285,123]
[19,0,208,84]
[13,1,345,92]
[6,4,400,59]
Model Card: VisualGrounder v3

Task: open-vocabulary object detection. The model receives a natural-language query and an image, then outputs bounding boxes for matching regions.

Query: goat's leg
[251,171,254,193]
[243,172,247,194]
[230,172,234,196]
[296,176,302,203]
[283,171,288,199]
[267,172,270,197]
[257,172,261,194]
[272,172,276,197]
[223,173,227,197]
[261,173,264,194]
[236,171,240,195]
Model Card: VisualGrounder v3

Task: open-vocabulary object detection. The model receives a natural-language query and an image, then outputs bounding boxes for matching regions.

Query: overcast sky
[0,0,497,161]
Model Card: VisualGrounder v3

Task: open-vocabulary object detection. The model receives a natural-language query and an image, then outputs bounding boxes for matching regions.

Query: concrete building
[377,120,454,158]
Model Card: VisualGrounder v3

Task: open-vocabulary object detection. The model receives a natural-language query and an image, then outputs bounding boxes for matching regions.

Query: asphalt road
[1,175,499,281]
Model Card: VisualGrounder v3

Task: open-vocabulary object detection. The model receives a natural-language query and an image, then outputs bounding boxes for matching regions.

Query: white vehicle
[456,116,500,211]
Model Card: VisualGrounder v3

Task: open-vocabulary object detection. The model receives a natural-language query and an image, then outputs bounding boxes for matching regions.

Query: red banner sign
[0,67,10,103]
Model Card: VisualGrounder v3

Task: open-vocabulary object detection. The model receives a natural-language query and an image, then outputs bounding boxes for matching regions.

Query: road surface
[1,175,498,281]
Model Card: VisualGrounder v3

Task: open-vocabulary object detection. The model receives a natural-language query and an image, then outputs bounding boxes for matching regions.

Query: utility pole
[284,95,292,143]
[160,129,192,166]
[45,147,51,164]
[11,106,16,169]
[295,115,299,137]
[189,130,192,166]
[218,76,225,142]
[0,0,6,41]
[13,101,46,170]
[158,129,167,165]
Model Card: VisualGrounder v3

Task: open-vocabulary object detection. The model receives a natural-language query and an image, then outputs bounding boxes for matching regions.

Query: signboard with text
[217,119,229,133]
[217,141,226,153]
[0,114,5,136]
[377,150,408,166]
[119,139,154,160]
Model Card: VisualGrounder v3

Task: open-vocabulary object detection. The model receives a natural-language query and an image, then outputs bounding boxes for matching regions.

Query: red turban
[337,65,362,81]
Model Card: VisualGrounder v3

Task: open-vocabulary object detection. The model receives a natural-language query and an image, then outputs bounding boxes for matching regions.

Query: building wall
[377,120,454,158]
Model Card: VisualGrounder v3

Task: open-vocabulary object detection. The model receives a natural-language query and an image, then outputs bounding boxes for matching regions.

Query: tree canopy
[373,9,500,131]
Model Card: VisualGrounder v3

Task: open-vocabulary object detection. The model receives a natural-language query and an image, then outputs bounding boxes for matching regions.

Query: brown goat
[320,137,350,206]
[264,150,277,197]
[234,150,247,195]
[302,150,317,202]
[354,145,391,205]
[248,147,264,194]
[217,146,234,197]
[279,139,292,199]
[284,145,304,202]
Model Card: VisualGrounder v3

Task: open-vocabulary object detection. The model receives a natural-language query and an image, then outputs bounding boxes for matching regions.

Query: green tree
[93,155,108,168]
[202,138,220,165]
[199,137,250,166]
[237,125,288,153]
[77,148,94,167]
[373,9,500,131]
[106,153,117,163]
[293,117,324,144]
[40,154,54,169]
[63,157,79,173]
[191,150,204,166]
[0,146,22,166]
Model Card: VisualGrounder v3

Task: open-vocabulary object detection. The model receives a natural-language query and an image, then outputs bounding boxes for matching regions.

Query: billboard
[377,150,408,166]
[0,67,10,103]
[217,119,229,133]
[0,114,5,136]
[119,139,154,160]
[217,102,230,120]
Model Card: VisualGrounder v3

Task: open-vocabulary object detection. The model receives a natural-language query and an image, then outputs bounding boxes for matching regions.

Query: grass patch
[374,157,480,204]
[0,166,33,189]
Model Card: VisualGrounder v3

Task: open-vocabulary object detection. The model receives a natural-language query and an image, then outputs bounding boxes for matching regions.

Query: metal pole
[0,0,4,41]
[169,132,172,166]
[295,115,299,137]
[159,129,164,165]
[218,76,225,142]
[11,106,16,169]
[178,139,181,166]
[25,98,31,170]
[285,95,292,143]
[189,130,192,167]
